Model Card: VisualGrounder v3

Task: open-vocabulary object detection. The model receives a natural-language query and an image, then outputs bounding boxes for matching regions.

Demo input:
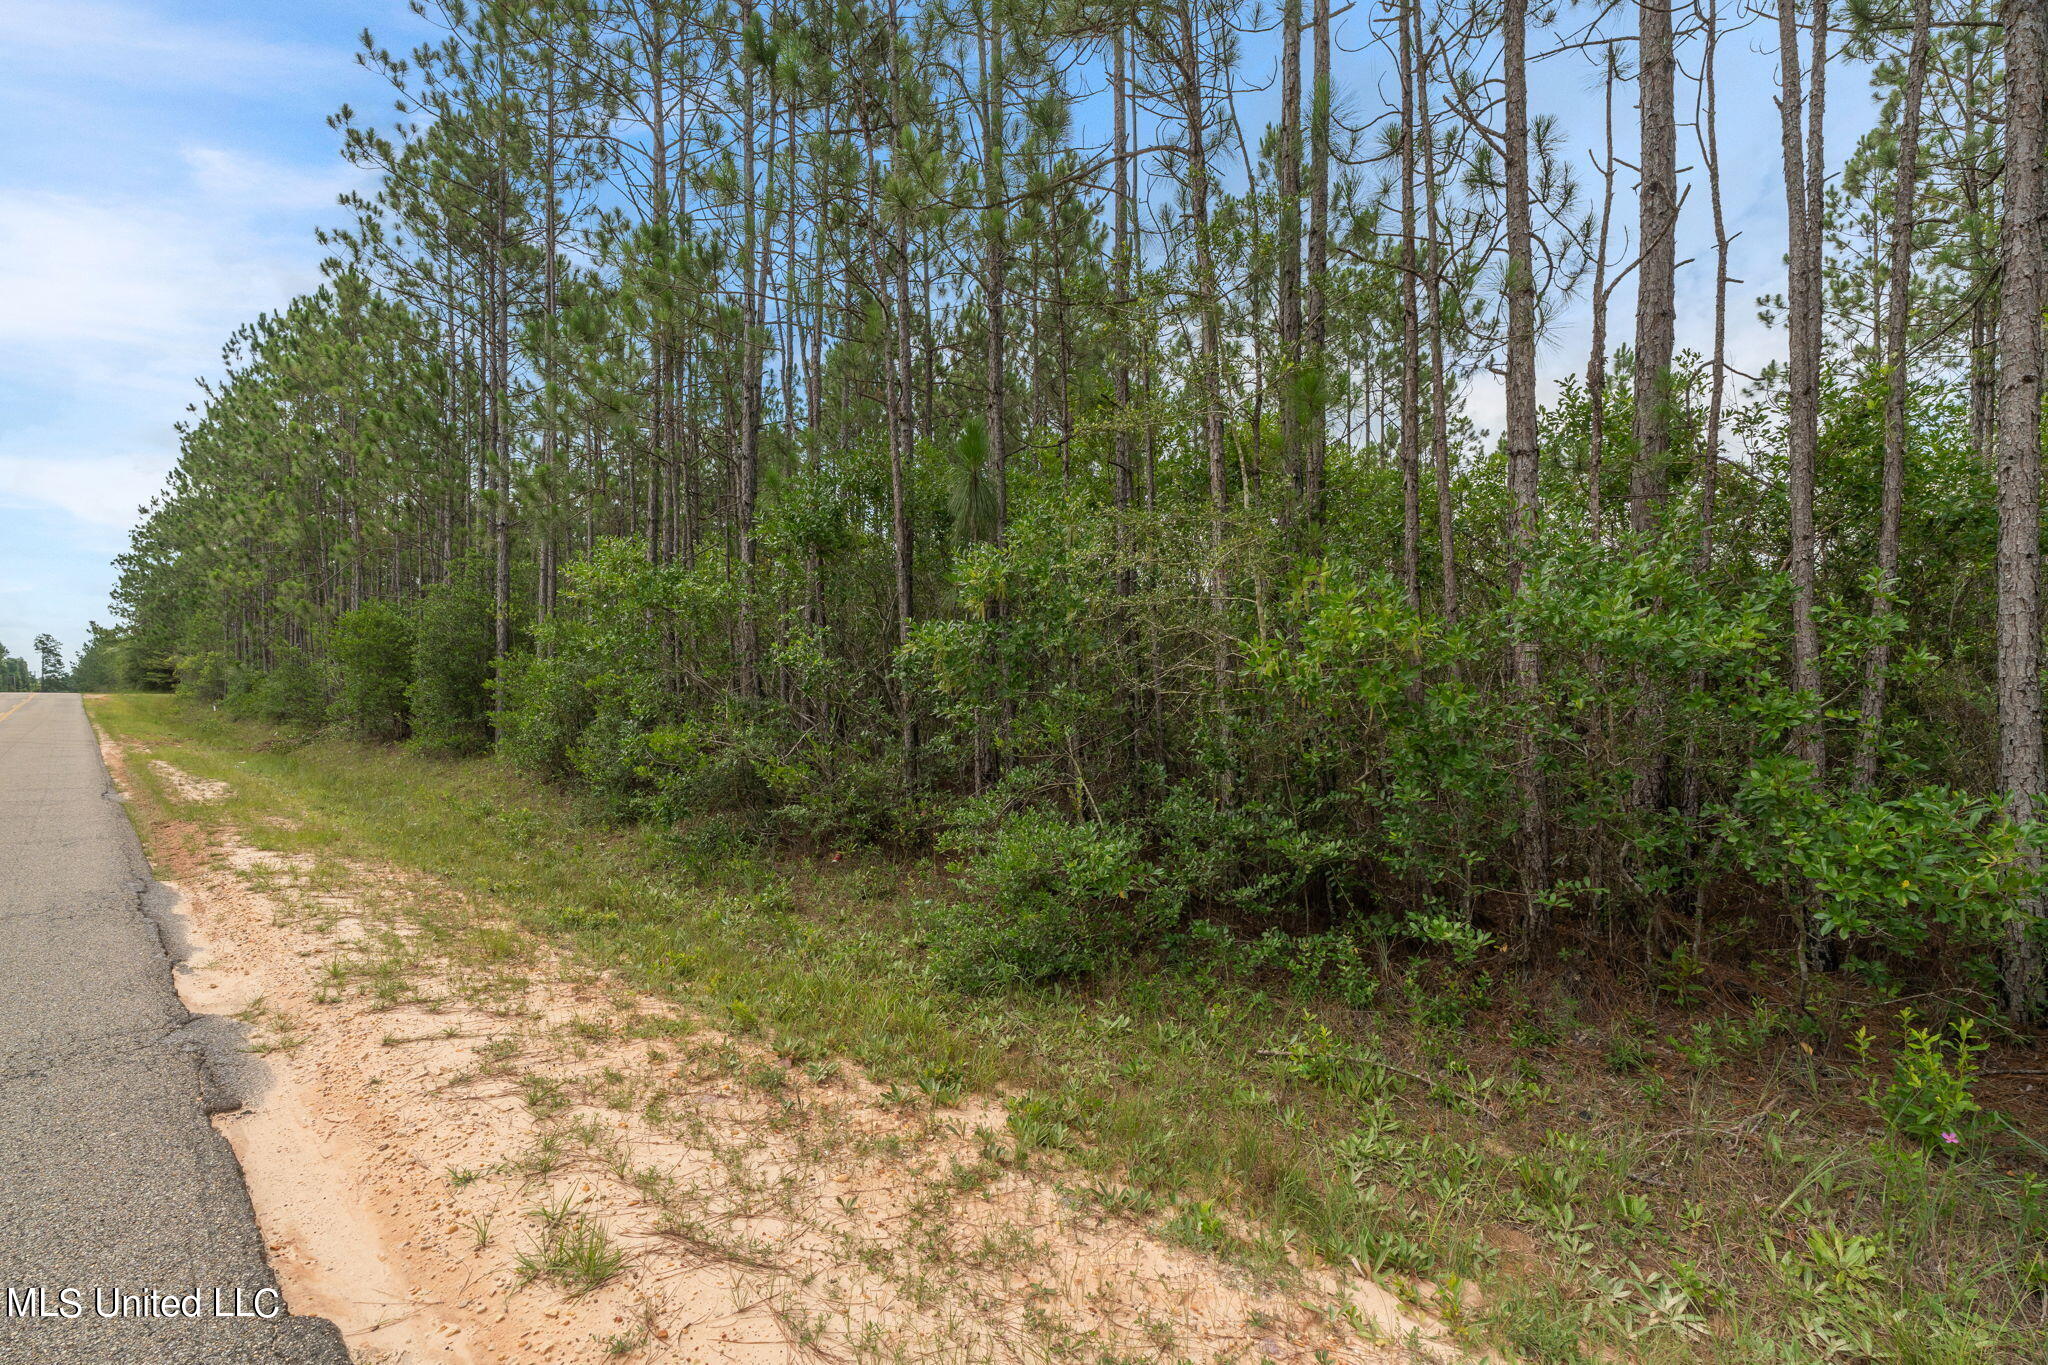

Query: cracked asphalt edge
[83,730,344,1355]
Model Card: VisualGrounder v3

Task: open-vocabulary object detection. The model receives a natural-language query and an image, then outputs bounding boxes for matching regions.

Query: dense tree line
[0,645,34,691]
[0,631,116,692]
[112,0,2048,1018]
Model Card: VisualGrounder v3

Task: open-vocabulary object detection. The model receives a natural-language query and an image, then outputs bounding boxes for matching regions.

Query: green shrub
[409,570,495,754]
[770,754,918,850]
[567,701,663,818]
[331,601,413,740]
[174,650,233,703]
[221,662,261,715]
[1723,758,2039,954]
[927,809,1167,991]
[1178,921,1381,1007]
[639,717,778,821]
[1603,1033,1651,1074]
[495,649,593,779]
[235,648,326,726]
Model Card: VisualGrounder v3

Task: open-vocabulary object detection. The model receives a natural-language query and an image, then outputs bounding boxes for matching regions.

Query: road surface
[0,694,348,1364]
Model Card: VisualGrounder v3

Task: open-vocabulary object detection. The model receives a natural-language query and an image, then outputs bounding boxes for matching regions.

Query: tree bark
[1397,0,1424,614]
[1302,0,1331,520]
[1172,0,1234,785]
[982,6,1009,542]
[1853,0,1931,790]
[1586,55,1617,543]
[1113,24,1136,550]
[1504,0,1549,952]
[880,8,918,780]
[1996,0,2047,1020]
[1779,0,1825,777]
[737,5,766,697]
[1629,0,1678,539]
[1416,10,1455,619]
[1697,2,1729,573]
[1279,0,1303,505]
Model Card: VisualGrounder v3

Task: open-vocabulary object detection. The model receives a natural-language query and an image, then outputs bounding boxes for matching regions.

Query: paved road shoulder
[0,694,349,1364]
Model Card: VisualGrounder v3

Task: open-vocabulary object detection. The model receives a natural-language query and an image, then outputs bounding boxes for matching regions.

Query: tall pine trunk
[1302,0,1331,520]
[1416,9,1455,618]
[1173,0,1234,788]
[1503,0,1549,952]
[1586,56,1617,543]
[1396,0,1423,613]
[737,10,766,697]
[1778,0,1825,778]
[1278,0,1303,506]
[1853,0,1931,790]
[1996,0,2048,1020]
[1629,0,1677,538]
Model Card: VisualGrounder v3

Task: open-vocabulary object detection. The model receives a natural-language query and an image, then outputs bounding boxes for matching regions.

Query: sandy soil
[112,749,1463,1365]
[150,757,233,802]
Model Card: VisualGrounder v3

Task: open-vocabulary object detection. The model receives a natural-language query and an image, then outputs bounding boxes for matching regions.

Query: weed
[1656,946,1706,1007]
[1509,1016,1560,1050]
[1482,1293,1589,1365]
[1603,1033,1651,1075]
[511,1133,567,1178]
[742,1062,788,1094]
[1863,1013,1989,1146]
[598,1326,647,1356]
[915,1063,965,1106]
[1005,1097,1074,1157]
[521,1073,570,1117]
[516,1213,626,1295]
[1609,1191,1654,1232]
[1666,1021,1725,1071]
[1162,1201,1231,1256]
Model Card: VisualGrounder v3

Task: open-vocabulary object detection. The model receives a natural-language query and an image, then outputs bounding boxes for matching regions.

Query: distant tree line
[2,629,123,693]
[109,0,2048,1019]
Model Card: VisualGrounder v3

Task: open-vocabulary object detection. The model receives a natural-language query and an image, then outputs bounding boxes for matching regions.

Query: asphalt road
[0,694,349,1364]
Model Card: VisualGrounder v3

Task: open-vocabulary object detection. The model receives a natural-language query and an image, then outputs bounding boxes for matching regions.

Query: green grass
[515,1203,625,1295]
[91,693,2048,1362]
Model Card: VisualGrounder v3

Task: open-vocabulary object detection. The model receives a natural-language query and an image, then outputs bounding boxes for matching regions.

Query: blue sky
[0,0,428,665]
[0,0,1874,666]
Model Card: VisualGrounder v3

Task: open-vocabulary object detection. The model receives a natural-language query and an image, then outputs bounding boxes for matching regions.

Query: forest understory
[88,695,2048,1363]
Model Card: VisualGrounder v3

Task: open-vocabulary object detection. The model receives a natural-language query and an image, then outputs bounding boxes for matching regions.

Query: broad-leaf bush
[929,806,1167,990]
[1724,757,2036,952]
[232,647,326,726]
[331,601,413,740]
[409,567,495,754]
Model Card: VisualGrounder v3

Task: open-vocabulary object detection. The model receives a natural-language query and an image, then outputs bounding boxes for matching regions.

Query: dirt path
[104,738,1461,1365]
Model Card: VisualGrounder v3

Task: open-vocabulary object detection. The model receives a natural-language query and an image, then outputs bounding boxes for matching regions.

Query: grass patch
[516,1199,626,1295]
[90,693,2048,1362]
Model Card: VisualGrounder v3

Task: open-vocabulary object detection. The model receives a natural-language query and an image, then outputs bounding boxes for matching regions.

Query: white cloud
[0,162,335,534]
[0,0,332,93]
[0,0,403,651]
[0,453,168,534]
[182,144,360,213]
[0,187,318,392]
